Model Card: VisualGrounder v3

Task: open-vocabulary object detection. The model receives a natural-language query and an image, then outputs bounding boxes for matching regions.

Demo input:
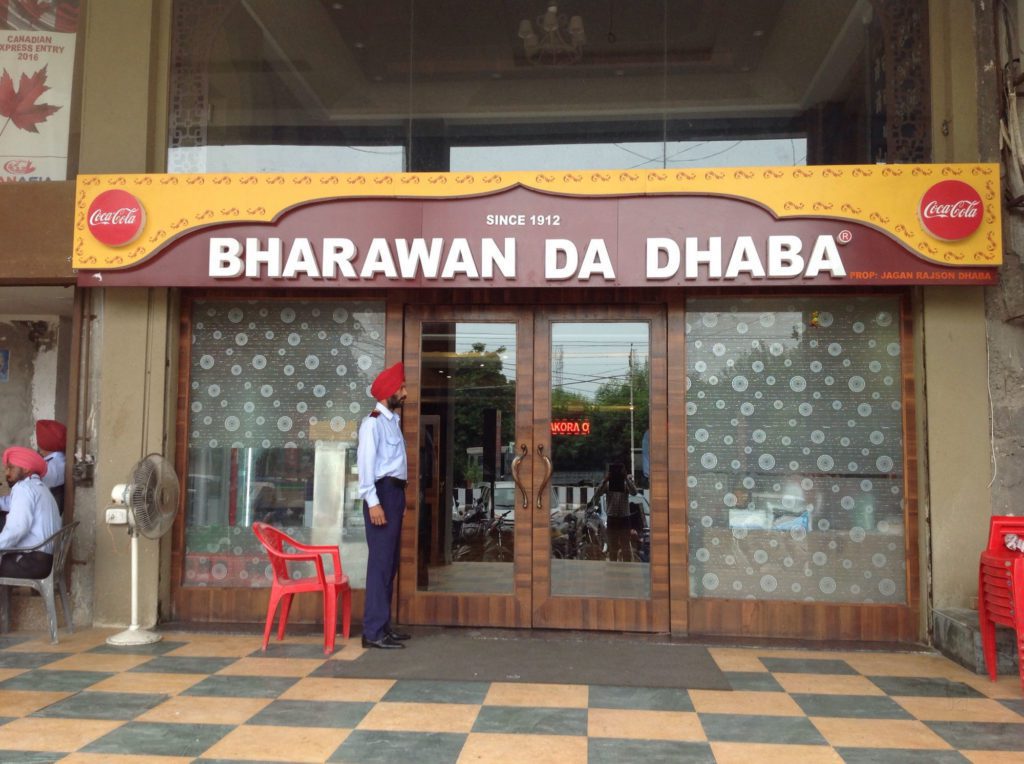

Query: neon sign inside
[551,419,590,436]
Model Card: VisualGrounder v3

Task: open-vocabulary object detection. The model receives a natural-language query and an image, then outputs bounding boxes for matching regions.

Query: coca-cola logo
[87,189,146,247]
[918,180,983,241]
[3,159,35,175]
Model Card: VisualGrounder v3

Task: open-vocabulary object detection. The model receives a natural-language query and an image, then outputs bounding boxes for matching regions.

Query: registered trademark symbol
[837,229,853,244]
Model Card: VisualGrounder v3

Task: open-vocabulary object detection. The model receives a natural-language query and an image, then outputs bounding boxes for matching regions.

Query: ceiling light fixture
[518,4,585,66]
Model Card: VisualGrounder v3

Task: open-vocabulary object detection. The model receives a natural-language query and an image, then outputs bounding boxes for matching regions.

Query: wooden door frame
[168,286,920,642]
[398,304,534,628]
[529,304,670,633]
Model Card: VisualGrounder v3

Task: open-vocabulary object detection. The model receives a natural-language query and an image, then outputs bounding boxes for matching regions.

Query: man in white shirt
[0,419,68,533]
[357,362,411,650]
[36,419,66,516]
[0,446,61,578]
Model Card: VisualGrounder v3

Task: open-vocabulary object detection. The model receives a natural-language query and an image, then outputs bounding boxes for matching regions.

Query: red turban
[370,362,405,401]
[3,446,46,476]
[36,419,66,452]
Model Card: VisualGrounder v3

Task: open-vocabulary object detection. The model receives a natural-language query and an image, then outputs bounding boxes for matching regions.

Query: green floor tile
[82,721,234,758]
[724,671,784,692]
[0,752,63,763]
[129,655,238,674]
[589,737,715,763]
[926,721,1024,751]
[699,712,827,745]
[30,690,169,720]
[0,652,68,670]
[181,674,299,698]
[588,685,694,711]
[790,693,913,719]
[0,669,111,692]
[471,705,587,735]
[836,749,969,763]
[246,698,374,728]
[867,675,984,697]
[329,730,466,763]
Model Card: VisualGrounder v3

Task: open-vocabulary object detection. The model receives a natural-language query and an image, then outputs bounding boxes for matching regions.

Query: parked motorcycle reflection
[452,491,514,562]
[629,494,650,563]
[550,503,607,560]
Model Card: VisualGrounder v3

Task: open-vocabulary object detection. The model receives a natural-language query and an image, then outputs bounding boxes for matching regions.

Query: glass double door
[402,305,668,632]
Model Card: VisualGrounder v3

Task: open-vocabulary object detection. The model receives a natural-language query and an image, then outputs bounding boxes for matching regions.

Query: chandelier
[518,5,585,66]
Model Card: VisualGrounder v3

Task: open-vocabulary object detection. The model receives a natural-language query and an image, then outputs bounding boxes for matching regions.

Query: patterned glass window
[184,299,385,588]
[686,296,906,604]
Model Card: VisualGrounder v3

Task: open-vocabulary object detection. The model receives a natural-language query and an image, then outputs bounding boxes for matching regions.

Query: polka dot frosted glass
[686,297,906,605]
[183,299,384,590]
[187,300,385,448]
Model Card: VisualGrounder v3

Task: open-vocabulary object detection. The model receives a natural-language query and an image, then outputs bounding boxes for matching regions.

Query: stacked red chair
[252,522,351,655]
[978,516,1024,689]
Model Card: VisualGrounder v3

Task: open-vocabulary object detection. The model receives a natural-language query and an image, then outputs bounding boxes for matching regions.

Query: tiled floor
[0,627,1022,762]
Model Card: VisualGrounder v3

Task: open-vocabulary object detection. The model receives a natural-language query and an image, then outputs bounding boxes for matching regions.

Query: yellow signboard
[73,164,1001,273]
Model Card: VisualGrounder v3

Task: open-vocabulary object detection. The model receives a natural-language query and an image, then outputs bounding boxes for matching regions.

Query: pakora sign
[73,165,1001,288]
[551,419,591,436]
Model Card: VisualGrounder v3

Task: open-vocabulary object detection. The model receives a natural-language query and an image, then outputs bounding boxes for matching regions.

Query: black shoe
[361,634,405,649]
[386,629,411,641]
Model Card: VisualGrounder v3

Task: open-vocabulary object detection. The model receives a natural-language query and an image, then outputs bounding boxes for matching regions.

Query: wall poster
[0,0,78,182]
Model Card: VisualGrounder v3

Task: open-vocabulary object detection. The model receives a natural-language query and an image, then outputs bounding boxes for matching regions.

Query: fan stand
[106,527,162,646]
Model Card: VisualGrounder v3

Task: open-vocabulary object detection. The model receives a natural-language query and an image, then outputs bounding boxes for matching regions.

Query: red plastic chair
[252,522,351,655]
[978,516,1024,689]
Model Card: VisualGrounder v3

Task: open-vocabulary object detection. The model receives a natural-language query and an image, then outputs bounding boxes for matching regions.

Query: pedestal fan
[106,453,180,646]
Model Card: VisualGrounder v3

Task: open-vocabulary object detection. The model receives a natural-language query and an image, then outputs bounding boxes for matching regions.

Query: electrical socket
[105,507,128,525]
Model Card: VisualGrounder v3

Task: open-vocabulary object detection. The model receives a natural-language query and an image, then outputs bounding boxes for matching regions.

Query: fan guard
[106,453,180,648]
[126,453,179,539]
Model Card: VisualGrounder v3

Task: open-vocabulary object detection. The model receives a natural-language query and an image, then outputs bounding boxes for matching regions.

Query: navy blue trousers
[362,479,405,641]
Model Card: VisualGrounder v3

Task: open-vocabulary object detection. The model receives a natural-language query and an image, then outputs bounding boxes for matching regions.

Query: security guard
[356,362,412,649]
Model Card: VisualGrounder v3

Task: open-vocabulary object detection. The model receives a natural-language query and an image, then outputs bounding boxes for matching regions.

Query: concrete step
[932,607,1020,675]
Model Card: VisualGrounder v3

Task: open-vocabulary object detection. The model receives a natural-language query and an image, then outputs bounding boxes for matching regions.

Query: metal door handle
[511,443,529,509]
[536,444,552,510]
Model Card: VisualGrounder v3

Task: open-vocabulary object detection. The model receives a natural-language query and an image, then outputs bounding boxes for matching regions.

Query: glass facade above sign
[168,1,878,174]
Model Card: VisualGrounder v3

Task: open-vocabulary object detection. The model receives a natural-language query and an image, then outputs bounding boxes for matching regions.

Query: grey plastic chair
[0,521,78,644]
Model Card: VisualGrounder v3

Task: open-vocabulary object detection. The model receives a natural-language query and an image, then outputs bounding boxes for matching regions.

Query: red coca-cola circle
[87,189,146,247]
[918,180,983,241]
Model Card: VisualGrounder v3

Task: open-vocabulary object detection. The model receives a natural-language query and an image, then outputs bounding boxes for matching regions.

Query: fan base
[106,627,163,646]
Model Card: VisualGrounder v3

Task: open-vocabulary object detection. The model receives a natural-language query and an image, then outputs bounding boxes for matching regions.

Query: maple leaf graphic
[0,65,62,138]
[16,0,52,22]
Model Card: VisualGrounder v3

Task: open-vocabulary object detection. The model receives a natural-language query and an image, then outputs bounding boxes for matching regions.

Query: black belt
[376,476,407,490]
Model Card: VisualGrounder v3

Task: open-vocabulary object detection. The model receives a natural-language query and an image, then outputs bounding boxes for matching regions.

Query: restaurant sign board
[73,165,1001,288]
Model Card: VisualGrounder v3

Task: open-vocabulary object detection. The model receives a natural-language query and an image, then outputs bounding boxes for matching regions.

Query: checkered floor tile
[0,628,1021,762]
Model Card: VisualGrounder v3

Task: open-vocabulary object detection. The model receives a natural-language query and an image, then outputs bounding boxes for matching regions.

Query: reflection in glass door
[404,305,666,633]
[548,323,651,599]
[417,321,518,595]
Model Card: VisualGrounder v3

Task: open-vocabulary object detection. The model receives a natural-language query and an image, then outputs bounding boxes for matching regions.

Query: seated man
[0,447,61,578]
[36,419,67,516]
[0,419,68,533]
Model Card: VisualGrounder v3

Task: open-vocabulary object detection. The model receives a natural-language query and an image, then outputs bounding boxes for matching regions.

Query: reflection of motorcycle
[452,498,488,561]
[629,496,650,563]
[453,490,514,562]
[483,510,514,562]
[578,503,606,559]
[549,504,606,560]
[550,508,575,559]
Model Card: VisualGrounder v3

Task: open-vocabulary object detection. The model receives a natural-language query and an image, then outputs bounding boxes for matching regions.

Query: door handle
[511,443,529,509]
[536,444,553,510]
